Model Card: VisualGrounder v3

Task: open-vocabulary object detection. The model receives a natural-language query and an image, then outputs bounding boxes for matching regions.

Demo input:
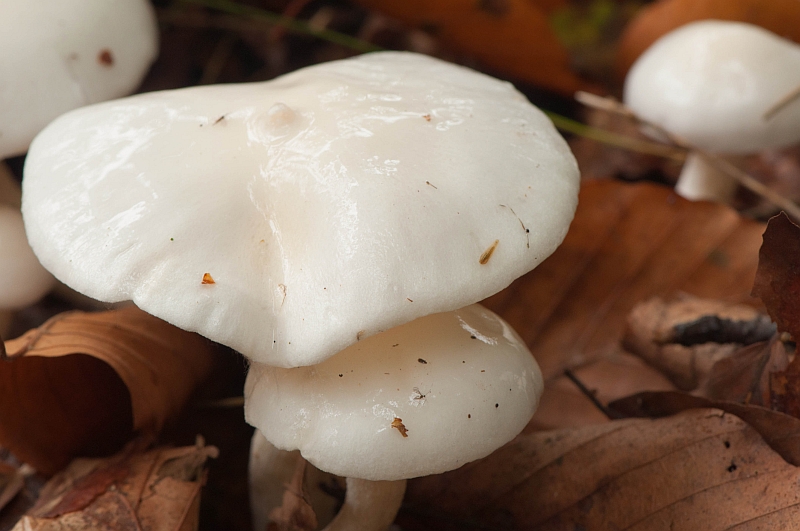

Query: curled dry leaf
[14,442,218,531]
[616,0,800,78]
[623,295,774,390]
[402,409,800,530]
[349,0,587,95]
[0,306,215,475]
[483,180,766,381]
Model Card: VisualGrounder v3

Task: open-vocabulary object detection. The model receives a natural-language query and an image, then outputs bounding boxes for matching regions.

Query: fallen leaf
[610,391,800,466]
[0,307,215,475]
[752,212,800,340]
[623,295,774,390]
[267,457,318,531]
[702,336,790,405]
[349,0,588,94]
[14,442,218,531]
[483,180,766,381]
[616,0,800,78]
[528,349,676,431]
[401,409,800,530]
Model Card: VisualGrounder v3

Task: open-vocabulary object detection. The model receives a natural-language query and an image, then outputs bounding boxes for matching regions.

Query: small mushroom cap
[0,0,158,159]
[23,51,578,367]
[624,20,800,154]
[244,304,543,481]
[0,206,55,309]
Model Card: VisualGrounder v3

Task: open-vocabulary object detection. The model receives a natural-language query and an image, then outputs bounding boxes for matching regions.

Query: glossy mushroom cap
[244,305,543,480]
[23,52,578,367]
[0,0,158,158]
[624,20,800,154]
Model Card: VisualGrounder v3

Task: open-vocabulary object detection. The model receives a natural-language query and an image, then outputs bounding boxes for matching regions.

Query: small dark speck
[462,360,465,363]
[407,298,413,302]
[384,372,390,375]
[170,237,174,241]
[468,414,471,419]
[470,335,477,339]
[525,229,530,233]
[213,115,226,125]
[724,440,731,449]
[481,370,485,373]
[495,403,499,408]
[392,344,399,347]
[418,358,427,364]
[727,461,737,473]
[338,374,343,377]
[98,49,114,66]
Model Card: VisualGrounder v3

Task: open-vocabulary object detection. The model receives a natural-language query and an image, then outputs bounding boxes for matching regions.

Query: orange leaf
[402,409,800,530]
[350,0,587,95]
[616,0,800,78]
[0,306,215,474]
[483,180,765,381]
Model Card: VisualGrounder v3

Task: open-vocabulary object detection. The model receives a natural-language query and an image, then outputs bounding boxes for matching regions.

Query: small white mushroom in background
[20,52,579,530]
[0,0,159,159]
[623,20,800,202]
[246,305,544,530]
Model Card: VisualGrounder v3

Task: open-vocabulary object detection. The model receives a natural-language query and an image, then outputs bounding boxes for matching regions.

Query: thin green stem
[546,111,686,161]
[178,0,383,53]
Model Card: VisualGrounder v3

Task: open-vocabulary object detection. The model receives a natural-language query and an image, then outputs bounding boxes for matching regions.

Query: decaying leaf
[616,0,800,78]
[528,349,676,431]
[14,442,218,531]
[483,180,766,381]
[610,391,800,467]
[623,295,774,390]
[402,409,800,530]
[0,307,215,475]
[752,212,800,340]
[267,456,318,531]
[349,0,588,95]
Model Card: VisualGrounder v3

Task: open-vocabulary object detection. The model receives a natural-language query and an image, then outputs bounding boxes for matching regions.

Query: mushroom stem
[321,477,407,531]
[674,152,739,203]
[249,430,340,531]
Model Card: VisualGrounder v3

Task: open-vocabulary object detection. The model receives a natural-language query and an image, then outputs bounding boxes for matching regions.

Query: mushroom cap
[244,304,543,481]
[22,51,579,367]
[623,20,800,154]
[0,206,55,309]
[0,0,158,159]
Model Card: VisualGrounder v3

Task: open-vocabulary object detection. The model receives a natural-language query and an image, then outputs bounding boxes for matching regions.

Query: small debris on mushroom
[201,273,215,285]
[391,418,409,437]
[479,240,500,264]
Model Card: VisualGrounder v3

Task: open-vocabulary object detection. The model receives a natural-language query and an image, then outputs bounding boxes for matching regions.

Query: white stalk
[321,477,407,531]
[674,152,738,203]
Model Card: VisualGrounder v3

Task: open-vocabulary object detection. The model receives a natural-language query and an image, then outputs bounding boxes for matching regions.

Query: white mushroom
[22,51,579,368]
[245,304,544,530]
[0,0,159,159]
[0,206,55,312]
[623,20,800,202]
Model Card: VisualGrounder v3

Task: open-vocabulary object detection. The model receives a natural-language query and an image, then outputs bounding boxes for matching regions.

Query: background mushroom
[623,20,800,202]
[0,0,159,159]
[245,304,544,530]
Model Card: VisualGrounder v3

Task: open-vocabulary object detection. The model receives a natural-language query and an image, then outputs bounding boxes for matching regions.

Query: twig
[177,0,383,53]
[575,91,800,221]
[763,84,800,121]
[563,369,623,420]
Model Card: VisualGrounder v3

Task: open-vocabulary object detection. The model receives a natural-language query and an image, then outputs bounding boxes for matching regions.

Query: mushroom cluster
[624,20,800,202]
[21,52,580,529]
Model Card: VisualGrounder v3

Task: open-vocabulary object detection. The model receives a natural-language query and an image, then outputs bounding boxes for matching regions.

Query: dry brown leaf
[349,0,588,95]
[616,0,800,78]
[528,349,676,431]
[401,409,800,530]
[610,391,800,467]
[483,180,766,381]
[267,457,318,531]
[0,307,215,475]
[623,295,774,390]
[14,442,218,531]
